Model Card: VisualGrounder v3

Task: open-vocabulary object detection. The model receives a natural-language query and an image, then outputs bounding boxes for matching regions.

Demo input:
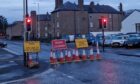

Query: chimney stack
[55,0,63,9]
[78,0,84,10]
[90,1,94,8]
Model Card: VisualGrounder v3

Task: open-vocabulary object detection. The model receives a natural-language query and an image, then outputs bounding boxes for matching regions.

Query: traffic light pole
[102,27,105,52]
[23,0,30,67]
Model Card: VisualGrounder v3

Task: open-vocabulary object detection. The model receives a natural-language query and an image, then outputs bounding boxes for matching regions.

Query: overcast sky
[0,0,140,23]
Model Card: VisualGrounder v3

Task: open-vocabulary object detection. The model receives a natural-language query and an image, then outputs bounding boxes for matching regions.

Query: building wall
[6,21,23,39]
[51,11,89,38]
[89,13,123,32]
[121,11,140,34]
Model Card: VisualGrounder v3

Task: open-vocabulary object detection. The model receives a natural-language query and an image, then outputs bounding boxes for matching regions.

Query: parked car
[96,34,113,46]
[0,41,7,48]
[124,36,140,48]
[111,35,126,47]
[61,35,69,43]
[85,33,95,45]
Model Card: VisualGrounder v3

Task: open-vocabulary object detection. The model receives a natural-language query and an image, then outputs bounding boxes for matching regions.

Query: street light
[33,1,40,39]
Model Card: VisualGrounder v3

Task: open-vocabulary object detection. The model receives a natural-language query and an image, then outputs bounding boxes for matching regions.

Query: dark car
[85,33,95,45]
[0,41,7,48]
[124,37,140,48]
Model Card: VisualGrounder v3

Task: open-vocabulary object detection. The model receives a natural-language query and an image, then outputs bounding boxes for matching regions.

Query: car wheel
[112,43,120,47]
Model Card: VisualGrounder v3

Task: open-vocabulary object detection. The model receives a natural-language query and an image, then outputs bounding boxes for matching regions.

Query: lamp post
[33,1,40,40]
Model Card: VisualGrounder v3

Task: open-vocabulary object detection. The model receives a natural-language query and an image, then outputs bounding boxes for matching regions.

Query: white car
[111,36,126,47]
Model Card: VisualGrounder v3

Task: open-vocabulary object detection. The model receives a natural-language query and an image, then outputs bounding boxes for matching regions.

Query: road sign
[52,39,67,50]
[75,39,88,48]
[24,41,40,53]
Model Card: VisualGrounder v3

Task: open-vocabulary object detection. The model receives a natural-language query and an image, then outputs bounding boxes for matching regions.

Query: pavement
[3,52,140,84]
[0,48,50,83]
[104,47,140,57]
[0,41,140,84]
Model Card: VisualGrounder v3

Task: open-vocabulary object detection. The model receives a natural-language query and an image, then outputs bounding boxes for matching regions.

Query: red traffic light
[26,17,32,24]
[102,18,107,22]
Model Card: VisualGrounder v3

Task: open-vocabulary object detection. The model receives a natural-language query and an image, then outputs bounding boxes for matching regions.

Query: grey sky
[0,0,140,23]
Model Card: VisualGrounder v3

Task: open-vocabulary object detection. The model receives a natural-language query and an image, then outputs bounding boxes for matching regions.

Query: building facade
[6,21,23,39]
[51,0,124,38]
[30,11,51,40]
[121,11,140,34]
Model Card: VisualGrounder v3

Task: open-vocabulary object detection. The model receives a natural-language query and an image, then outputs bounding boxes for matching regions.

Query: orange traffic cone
[59,51,65,64]
[74,49,81,62]
[72,49,76,60]
[50,50,57,64]
[89,48,94,61]
[28,55,33,65]
[96,42,102,60]
[81,49,87,61]
[64,50,68,61]
[66,50,72,62]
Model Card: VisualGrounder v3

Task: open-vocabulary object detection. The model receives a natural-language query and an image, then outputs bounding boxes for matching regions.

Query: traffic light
[99,18,107,28]
[102,18,107,28]
[25,17,32,32]
[99,19,102,28]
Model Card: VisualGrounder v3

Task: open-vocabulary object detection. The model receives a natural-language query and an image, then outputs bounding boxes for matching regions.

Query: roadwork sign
[24,41,40,53]
[75,39,88,48]
[52,39,67,50]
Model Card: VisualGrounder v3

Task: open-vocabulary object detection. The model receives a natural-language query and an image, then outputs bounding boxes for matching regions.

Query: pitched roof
[52,1,120,14]
[37,13,51,21]
[85,4,120,13]
[53,1,79,12]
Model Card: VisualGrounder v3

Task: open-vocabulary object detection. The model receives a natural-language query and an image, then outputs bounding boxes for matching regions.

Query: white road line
[3,48,21,55]
[1,68,54,84]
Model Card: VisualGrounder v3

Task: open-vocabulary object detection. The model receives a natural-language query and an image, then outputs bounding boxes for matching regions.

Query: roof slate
[52,1,120,14]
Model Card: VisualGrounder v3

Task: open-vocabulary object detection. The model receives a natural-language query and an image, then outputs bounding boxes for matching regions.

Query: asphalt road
[7,53,140,84]
[0,40,140,84]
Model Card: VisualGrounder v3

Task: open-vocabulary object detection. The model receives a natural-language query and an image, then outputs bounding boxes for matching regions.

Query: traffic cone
[59,51,65,64]
[28,55,33,65]
[64,50,68,61]
[74,49,81,62]
[66,50,72,62]
[89,48,94,61]
[96,42,102,60]
[50,50,57,64]
[81,49,87,61]
[72,49,76,60]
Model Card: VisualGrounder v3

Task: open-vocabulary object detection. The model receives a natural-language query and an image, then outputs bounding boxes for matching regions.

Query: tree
[0,16,8,35]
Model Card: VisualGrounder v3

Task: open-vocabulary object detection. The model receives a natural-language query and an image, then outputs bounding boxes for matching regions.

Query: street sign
[52,39,67,50]
[24,41,40,53]
[75,39,88,48]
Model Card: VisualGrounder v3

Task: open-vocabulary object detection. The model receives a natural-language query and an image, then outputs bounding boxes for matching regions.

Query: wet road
[6,52,140,84]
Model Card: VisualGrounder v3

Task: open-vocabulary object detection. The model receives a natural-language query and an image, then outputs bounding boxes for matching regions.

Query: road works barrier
[50,39,102,64]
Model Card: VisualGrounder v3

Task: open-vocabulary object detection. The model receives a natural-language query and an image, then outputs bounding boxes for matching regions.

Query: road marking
[3,48,21,55]
[1,68,54,84]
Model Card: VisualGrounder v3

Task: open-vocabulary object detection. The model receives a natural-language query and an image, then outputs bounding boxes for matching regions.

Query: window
[57,22,59,28]
[90,22,93,27]
[45,33,48,37]
[45,27,48,31]
[136,23,140,33]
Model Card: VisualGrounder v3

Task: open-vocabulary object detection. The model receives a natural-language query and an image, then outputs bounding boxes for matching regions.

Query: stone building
[51,0,124,38]
[6,21,23,39]
[30,11,51,40]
